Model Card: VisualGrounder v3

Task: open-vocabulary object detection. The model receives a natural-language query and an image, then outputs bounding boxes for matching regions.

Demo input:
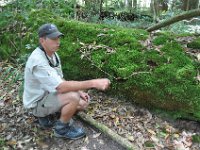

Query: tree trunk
[133,0,137,11]
[73,0,77,20]
[199,0,200,8]
[105,0,108,10]
[186,0,190,11]
[182,0,199,10]
[99,0,103,15]
[128,0,133,12]
[151,0,158,22]
[147,9,200,32]
[190,0,199,10]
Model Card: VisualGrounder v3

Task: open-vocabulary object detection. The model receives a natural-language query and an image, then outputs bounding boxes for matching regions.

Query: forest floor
[0,35,200,149]
[1,66,200,150]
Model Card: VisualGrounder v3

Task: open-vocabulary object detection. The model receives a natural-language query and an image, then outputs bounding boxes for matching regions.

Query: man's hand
[79,91,90,102]
[93,78,111,91]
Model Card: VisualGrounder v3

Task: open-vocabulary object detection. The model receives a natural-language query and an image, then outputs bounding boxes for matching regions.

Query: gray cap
[38,23,64,39]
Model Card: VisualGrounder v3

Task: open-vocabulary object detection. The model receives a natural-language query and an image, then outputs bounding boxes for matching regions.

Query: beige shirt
[23,47,63,108]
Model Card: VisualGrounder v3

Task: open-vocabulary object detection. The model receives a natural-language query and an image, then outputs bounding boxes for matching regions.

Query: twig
[8,38,18,52]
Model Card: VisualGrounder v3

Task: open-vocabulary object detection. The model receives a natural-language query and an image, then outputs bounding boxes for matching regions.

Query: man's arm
[56,78,110,93]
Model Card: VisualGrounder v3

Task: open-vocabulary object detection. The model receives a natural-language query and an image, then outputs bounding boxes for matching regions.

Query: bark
[151,0,157,22]
[99,0,103,14]
[199,0,200,8]
[133,0,137,10]
[186,0,190,11]
[181,0,199,10]
[73,0,77,19]
[77,112,137,150]
[191,0,200,9]
[147,9,200,32]
[151,0,163,22]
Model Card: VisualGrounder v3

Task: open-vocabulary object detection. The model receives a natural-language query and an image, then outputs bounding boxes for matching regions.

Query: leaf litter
[1,46,200,150]
[86,89,200,150]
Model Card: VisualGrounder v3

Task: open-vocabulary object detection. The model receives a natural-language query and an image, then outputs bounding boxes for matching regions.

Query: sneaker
[37,116,54,129]
[53,120,86,140]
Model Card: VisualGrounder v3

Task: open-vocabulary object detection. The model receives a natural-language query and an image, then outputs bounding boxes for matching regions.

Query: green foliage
[0,0,76,61]
[152,34,174,45]
[144,141,154,148]
[187,38,200,49]
[0,138,5,147]
[0,64,23,84]
[102,18,153,30]
[192,135,200,143]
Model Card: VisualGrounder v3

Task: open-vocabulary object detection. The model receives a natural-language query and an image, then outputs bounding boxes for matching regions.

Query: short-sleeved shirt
[23,47,64,109]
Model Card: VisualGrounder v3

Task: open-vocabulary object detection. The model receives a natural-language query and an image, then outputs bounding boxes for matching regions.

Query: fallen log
[147,9,200,32]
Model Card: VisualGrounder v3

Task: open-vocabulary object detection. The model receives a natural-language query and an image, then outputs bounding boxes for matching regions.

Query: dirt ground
[42,118,126,150]
[0,102,126,150]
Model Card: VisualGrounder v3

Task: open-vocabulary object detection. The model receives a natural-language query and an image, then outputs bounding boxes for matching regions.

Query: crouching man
[23,23,110,140]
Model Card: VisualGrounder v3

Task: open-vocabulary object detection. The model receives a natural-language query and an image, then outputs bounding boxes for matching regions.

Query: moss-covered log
[1,9,200,121]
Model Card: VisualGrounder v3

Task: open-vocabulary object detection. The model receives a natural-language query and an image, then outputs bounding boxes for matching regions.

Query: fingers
[101,78,111,90]
[80,92,91,102]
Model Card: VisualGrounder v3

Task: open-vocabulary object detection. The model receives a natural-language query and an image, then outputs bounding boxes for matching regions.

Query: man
[23,23,110,140]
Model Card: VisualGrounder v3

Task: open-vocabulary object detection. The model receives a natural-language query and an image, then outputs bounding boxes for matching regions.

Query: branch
[77,112,137,150]
[147,9,200,32]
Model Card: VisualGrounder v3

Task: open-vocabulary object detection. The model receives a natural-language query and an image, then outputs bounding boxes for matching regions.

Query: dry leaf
[92,133,101,138]
[84,136,89,144]
[81,146,89,150]
[6,140,17,146]
[126,134,135,142]
[197,53,200,61]
[150,135,159,143]
[97,33,107,37]
[174,140,189,150]
[110,114,115,119]
[147,129,156,135]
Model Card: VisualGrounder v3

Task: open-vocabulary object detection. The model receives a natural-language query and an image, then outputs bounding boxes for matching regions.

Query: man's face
[40,37,60,53]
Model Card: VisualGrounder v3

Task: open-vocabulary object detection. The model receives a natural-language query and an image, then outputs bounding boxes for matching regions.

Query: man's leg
[57,92,80,123]
[54,92,86,139]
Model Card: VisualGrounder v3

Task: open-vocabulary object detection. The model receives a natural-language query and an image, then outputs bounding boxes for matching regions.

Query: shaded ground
[87,91,200,149]
[0,112,126,150]
[1,75,200,149]
[0,73,125,150]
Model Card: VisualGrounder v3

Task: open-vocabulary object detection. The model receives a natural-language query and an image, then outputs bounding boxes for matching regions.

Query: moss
[187,37,200,49]
[153,34,174,45]
[144,141,154,148]
[0,138,5,147]
[192,135,200,143]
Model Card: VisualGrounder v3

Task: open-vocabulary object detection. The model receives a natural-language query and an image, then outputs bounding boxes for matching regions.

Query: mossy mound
[1,9,200,121]
[152,33,174,45]
[187,37,200,49]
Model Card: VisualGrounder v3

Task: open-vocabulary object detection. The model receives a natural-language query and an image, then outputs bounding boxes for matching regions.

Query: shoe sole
[54,131,86,140]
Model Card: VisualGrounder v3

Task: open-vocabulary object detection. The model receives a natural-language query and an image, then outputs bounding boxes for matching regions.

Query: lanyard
[39,46,60,68]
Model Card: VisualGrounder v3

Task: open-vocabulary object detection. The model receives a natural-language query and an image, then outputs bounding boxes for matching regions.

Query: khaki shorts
[32,92,62,117]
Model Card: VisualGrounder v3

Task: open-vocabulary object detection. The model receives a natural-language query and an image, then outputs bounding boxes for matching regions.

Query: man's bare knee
[58,92,80,105]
